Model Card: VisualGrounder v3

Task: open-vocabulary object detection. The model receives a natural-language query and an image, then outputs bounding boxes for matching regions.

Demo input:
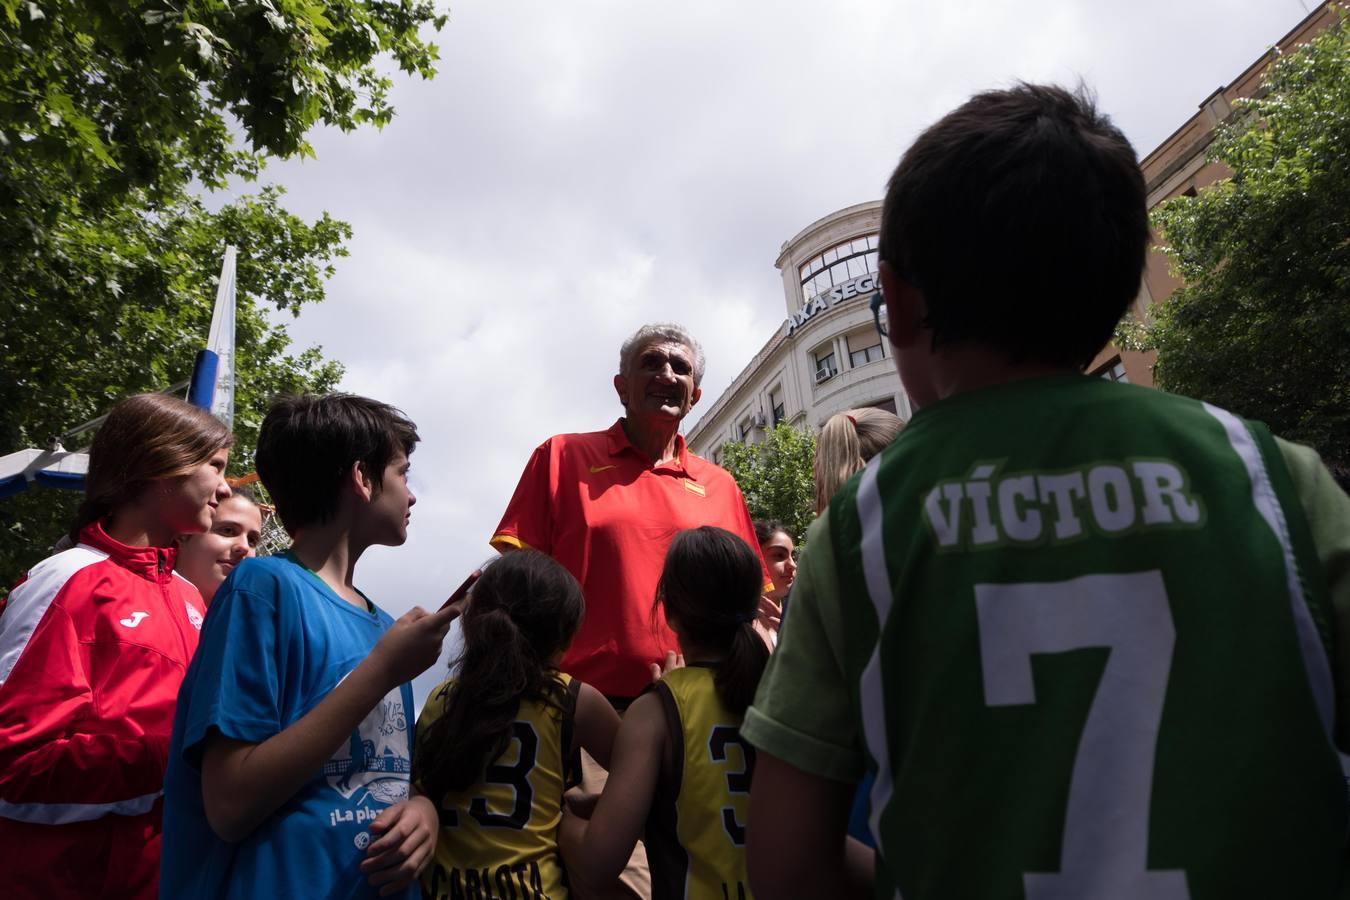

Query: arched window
[798,234,879,304]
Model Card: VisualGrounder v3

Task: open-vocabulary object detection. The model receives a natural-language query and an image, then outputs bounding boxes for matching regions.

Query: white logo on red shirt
[185,602,204,631]
[119,611,150,628]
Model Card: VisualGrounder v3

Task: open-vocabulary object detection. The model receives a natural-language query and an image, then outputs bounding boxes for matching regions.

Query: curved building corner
[686,201,910,463]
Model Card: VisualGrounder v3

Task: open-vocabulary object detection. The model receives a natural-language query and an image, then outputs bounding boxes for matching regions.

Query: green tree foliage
[0,0,447,577]
[1139,8,1349,483]
[720,424,817,544]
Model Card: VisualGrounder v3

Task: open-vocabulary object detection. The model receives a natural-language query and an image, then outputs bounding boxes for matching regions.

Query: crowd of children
[2,80,1349,900]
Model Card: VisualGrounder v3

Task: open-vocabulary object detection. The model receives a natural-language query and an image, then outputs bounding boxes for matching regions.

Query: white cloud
[243,0,1313,706]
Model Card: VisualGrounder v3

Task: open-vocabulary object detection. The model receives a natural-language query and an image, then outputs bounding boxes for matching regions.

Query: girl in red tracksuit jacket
[0,393,233,899]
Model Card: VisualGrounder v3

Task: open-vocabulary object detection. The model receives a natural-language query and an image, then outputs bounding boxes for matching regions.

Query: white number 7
[976,571,1190,900]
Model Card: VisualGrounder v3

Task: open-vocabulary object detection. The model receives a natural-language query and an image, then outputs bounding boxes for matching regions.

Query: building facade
[687,201,904,463]
[687,3,1337,462]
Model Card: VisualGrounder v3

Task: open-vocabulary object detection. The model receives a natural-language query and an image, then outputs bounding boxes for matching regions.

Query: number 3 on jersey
[976,571,1190,900]
[709,726,756,846]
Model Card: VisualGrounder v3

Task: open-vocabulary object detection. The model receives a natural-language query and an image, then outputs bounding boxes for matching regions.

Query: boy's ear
[879,260,925,350]
[348,461,374,503]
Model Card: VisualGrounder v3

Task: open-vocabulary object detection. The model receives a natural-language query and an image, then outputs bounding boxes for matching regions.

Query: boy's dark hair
[880,82,1149,369]
[414,551,585,802]
[657,527,769,717]
[255,393,419,533]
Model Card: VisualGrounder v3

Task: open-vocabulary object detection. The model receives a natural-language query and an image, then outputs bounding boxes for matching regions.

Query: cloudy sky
[241,0,1315,704]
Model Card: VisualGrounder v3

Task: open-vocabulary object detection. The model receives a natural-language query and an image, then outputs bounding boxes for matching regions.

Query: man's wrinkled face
[615,341,702,423]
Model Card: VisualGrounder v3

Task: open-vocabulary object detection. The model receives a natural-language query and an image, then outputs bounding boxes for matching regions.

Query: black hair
[413,550,585,804]
[255,393,419,533]
[657,527,768,716]
[880,82,1149,369]
[753,519,789,548]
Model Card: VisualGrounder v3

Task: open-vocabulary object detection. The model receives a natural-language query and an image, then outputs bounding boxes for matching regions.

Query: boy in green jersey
[742,84,1350,900]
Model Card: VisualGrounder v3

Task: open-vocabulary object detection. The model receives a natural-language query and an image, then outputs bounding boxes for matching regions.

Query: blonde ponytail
[814,407,905,514]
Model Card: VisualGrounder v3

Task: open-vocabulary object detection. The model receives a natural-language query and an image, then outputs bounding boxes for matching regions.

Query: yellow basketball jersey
[418,674,579,900]
[647,666,756,900]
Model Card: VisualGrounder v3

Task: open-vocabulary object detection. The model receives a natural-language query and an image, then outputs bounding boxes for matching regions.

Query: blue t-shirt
[161,554,417,900]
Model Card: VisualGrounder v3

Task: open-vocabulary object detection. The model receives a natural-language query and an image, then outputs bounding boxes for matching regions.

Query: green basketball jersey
[824,376,1347,899]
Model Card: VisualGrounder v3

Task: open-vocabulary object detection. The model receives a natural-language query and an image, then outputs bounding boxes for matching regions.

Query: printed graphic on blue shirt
[325,684,412,838]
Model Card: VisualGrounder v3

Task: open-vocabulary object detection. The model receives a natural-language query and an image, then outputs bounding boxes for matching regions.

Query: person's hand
[369,605,457,687]
[360,795,438,896]
[439,595,468,621]
[564,787,600,820]
[757,596,782,633]
[649,650,685,682]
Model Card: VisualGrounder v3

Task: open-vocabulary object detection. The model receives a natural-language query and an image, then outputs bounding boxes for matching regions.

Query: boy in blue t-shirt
[163,394,457,899]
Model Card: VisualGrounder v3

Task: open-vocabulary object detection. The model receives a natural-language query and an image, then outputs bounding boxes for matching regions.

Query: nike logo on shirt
[589,465,617,474]
[119,611,150,628]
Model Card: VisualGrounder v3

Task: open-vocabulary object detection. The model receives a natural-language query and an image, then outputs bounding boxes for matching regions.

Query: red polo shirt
[492,419,768,699]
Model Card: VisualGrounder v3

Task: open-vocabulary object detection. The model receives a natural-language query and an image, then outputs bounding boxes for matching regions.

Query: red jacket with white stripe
[0,522,206,899]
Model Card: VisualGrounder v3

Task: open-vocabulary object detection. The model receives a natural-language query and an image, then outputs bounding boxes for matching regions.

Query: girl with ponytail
[414,550,619,900]
[0,392,233,898]
[560,526,769,900]
[813,406,904,515]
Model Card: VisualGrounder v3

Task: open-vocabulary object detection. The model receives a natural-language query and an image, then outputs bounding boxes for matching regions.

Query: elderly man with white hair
[491,323,768,897]
[493,322,767,705]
